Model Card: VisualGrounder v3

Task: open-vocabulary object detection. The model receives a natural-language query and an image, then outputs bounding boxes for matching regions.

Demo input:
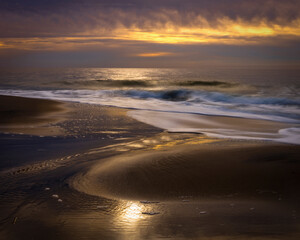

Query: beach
[0,95,67,136]
[1,0,300,238]
[0,95,299,240]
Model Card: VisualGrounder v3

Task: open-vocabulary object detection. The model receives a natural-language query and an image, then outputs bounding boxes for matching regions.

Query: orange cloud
[1,17,300,51]
[112,17,300,45]
[135,52,174,57]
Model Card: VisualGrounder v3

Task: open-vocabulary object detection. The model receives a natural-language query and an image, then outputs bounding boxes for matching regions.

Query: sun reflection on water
[121,202,143,221]
[114,201,147,228]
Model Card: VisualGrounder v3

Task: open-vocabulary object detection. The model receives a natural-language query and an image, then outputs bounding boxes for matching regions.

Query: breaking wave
[0,88,299,144]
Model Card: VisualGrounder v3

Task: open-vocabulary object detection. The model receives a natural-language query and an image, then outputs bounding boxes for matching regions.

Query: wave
[122,89,300,105]
[190,91,300,106]
[0,89,299,121]
[176,80,232,87]
[123,90,192,101]
[100,80,151,87]
[0,88,299,144]
[59,79,233,89]
[60,79,153,88]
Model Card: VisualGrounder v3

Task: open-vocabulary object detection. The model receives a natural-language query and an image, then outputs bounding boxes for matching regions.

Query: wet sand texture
[71,142,300,201]
[0,95,66,124]
[0,95,67,135]
[0,95,299,240]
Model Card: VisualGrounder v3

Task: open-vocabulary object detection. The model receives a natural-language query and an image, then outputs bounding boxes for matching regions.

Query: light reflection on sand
[116,201,145,223]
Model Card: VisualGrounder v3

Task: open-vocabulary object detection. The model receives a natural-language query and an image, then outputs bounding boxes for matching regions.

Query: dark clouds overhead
[0,0,299,67]
[0,0,300,37]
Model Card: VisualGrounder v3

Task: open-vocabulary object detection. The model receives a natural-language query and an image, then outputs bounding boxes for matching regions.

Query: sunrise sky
[1,0,300,67]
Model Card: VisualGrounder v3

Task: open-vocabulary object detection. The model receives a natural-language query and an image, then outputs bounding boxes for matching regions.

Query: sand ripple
[70,142,300,201]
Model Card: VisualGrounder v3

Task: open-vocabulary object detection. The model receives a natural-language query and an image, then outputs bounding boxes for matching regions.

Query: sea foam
[0,89,299,144]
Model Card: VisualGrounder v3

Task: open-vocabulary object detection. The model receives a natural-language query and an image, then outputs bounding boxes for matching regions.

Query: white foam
[277,128,300,144]
[128,110,300,145]
[0,89,299,123]
[1,89,299,144]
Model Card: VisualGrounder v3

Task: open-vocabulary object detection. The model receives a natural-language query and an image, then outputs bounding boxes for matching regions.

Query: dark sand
[71,142,300,201]
[0,95,299,240]
[0,95,159,170]
[0,95,67,136]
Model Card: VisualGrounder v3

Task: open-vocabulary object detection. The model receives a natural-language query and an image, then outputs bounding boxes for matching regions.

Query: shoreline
[128,109,300,145]
[0,95,299,240]
[0,95,161,171]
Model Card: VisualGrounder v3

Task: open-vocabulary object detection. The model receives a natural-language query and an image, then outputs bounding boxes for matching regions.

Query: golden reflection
[152,136,219,150]
[115,201,146,226]
[120,202,143,220]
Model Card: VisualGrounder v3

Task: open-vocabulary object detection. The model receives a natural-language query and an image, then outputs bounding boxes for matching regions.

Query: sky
[0,0,300,67]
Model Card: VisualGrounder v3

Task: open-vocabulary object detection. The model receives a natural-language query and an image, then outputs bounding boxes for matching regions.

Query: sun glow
[117,18,300,45]
[136,52,174,57]
[1,18,300,51]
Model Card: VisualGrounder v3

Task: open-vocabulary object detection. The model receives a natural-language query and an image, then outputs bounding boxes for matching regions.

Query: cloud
[0,0,300,38]
[0,0,299,67]
[135,52,175,57]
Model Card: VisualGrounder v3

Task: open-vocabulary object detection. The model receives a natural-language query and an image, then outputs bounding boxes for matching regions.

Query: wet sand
[71,141,300,202]
[0,95,299,240]
[0,95,68,136]
[0,95,159,170]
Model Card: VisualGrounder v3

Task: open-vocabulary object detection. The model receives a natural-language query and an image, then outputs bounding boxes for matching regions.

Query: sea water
[0,67,299,144]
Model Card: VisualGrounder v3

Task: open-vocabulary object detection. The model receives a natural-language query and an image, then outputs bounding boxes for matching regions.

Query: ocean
[0,67,299,144]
